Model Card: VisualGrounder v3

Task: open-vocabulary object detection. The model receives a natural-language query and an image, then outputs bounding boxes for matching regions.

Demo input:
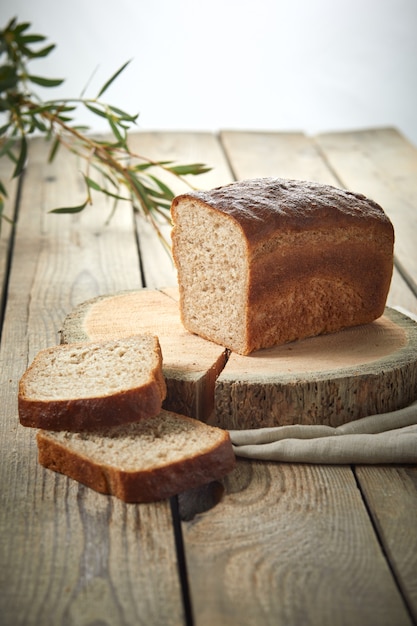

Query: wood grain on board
[61,290,417,430]
[214,307,417,429]
[183,461,412,626]
[355,464,417,618]
[61,288,227,422]
[0,138,185,625]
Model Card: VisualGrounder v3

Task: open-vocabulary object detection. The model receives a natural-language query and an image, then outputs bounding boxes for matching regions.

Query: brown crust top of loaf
[36,412,236,503]
[171,177,393,243]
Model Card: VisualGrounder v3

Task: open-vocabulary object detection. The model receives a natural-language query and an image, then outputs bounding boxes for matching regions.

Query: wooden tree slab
[62,289,417,429]
[214,307,417,429]
[61,288,228,422]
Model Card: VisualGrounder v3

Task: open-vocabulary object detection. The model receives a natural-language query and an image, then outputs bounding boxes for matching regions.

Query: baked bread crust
[171,177,395,354]
[18,335,167,431]
[36,411,236,503]
[178,178,393,240]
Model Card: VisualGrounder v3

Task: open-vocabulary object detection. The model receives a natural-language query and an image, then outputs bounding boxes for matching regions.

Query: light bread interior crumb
[43,412,224,471]
[173,200,248,352]
[22,335,159,399]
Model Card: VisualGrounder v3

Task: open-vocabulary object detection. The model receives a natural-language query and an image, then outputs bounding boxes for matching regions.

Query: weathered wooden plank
[220,130,340,185]
[309,129,417,619]
[0,155,18,332]
[128,131,234,288]
[0,138,185,625]
[5,136,144,351]
[178,131,413,624]
[387,267,417,315]
[314,128,417,295]
[184,462,412,626]
[355,465,417,622]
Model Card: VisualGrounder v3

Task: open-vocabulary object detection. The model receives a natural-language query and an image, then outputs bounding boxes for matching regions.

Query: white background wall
[3,0,417,146]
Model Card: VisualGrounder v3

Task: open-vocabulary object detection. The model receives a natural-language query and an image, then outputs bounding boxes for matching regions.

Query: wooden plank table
[0,128,416,626]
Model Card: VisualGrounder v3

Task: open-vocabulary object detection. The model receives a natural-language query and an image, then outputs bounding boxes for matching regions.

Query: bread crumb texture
[41,411,230,471]
[21,335,161,400]
[172,199,248,351]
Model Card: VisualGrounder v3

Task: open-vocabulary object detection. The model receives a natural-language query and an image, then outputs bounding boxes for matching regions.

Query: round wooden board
[61,289,417,429]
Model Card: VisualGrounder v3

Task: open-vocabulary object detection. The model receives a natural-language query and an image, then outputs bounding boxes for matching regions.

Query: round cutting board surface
[61,288,417,429]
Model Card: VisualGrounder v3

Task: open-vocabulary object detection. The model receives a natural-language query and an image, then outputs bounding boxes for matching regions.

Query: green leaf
[84,102,108,120]
[19,44,43,59]
[89,162,120,190]
[83,175,102,192]
[30,43,56,59]
[129,176,156,214]
[18,34,46,44]
[151,201,172,211]
[13,21,31,35]
[0,179,8,197]
[131,160,172,172]
[30,116,47,132]
[48,137,60,163]
[70,124,90,133]
[131,162,156,172]
[55,114,73,123]
[0,191,13,224]
[107,104,138,123]
[96,60,131,99]
[0,138,17,159]
[26,102,74,116]
[108,116,126,146]
[49,199,89,214]
[138,181,173,201]
[93,185,129,203]
[12,136,27,178]
[148,175,176,200]
[167,163,211,176]
[0,65,19,92]
[28,75,64,88]
[0,122,11,136]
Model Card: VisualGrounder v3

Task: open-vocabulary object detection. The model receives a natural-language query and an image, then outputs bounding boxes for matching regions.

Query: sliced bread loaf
[18,335,166,431]
[171,177,394,354]
[36,410,236,502]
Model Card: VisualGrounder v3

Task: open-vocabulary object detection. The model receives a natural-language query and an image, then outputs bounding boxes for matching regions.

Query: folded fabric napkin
[229,308,417,465]
[229,401,417,464]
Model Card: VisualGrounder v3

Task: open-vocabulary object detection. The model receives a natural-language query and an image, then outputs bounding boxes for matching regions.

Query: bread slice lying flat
[37,410,236,502]
[19,335,166,432]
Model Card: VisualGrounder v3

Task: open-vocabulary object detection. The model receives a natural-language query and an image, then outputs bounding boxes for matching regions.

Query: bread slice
[171,177,394,355]
[18,335,166,431]
[36,410,236,502]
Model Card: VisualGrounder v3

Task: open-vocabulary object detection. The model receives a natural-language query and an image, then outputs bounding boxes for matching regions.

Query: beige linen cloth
[229,308,417,464]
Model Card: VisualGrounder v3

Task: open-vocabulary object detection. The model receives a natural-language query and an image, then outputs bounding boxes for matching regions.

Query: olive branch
[0,17,210,249]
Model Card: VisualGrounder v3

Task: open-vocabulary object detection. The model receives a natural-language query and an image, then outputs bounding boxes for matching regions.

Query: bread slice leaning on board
[18,335,167,432]
[171,177,395,355]
[37,411,236,503]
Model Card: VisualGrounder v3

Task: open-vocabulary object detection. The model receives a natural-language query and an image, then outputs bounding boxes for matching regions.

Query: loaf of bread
[171,177,394,355]
[36,410,236,502]
[18,335,166,431]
